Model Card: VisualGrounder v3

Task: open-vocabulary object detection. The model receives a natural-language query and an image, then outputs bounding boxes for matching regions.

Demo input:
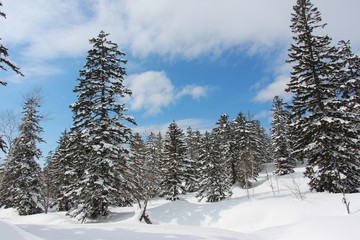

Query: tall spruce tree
[159,121,187,201]
[252,119,272,164]
[213,114,234,184]
[197,130,232,202]
[43,130,72,211]
[128,133,148,200]
[271,96,294,175]
[184,127,201,192]
[142,132,162,198]
[63,31,137,221]
[286,0,360,192]
[0,95,44,215]
[328,41,360,192]
[336,40,360,125]
[230,113,262,188]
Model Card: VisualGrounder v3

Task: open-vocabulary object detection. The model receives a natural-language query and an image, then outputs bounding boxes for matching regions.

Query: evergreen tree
[230,113,262,188]
[252,119,272,164]
[63,31,137,221]
[0,1,23,86]
[327,40,360,192]
[43,130,72,211]
[197,131,232,202]
[143,132,163,198]
[337,40,360,123]
[184,127,201,192]
[159,121,187,201]
[0,95,44,215]
[286,0,360,192]
[213,114,234,184]
[271,96,294,175]
[128,133,147,200]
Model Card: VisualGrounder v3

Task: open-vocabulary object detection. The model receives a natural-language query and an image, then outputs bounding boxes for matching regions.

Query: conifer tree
[197,131,232,202]
[286,0,360,192]
[327,41,360,192]
[0,95,44,215]
[271,96,294,175]
[252,119,272,164]
[63,31,137,221]
[159,121,187,201]
[43,130,72,211]
[128,133,148,199]
[143,132,162,198]
[337,40,360,122]
[230,113,262,188]
[213,114,234,183]
[184,127,201,192]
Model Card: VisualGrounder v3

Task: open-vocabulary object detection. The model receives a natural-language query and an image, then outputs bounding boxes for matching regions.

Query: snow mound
[0,220,42,240]
[0,165,359,240]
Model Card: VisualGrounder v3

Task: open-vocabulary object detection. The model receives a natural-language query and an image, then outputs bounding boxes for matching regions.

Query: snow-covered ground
[1,165,359,240]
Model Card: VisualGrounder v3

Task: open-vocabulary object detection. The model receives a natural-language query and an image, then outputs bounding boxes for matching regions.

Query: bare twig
[283,175,305,200]
[342,193,351,214]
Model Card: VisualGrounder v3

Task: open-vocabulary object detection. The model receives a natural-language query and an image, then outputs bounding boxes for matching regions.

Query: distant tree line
[0,0,358,223]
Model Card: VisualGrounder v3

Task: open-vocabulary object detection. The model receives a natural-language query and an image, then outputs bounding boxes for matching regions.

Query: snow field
[0,165,359,240]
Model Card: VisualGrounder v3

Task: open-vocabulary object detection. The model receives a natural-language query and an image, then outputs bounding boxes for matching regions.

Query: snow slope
[1,165,359,240]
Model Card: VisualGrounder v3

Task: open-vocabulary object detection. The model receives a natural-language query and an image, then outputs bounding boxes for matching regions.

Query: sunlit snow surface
[1,165,359,240]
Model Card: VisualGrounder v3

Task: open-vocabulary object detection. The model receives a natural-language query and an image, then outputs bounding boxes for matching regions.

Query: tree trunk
[139,200,152,224]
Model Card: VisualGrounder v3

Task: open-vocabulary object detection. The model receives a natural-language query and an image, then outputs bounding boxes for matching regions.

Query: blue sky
[1,0,360,164]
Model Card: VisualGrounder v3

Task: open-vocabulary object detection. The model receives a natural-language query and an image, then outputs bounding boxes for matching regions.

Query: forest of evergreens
[0,0,358,223]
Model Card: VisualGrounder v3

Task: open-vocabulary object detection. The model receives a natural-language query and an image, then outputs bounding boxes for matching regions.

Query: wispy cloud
[176,85,209,100]
[125,71,209,116]
[2,0,359,84]
[2,0,295,62]
[254,75,292,103]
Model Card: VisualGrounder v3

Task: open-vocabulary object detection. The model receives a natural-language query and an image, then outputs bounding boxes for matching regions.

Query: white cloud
[126,71,174,115]
[126,71,209,115]
[254,75,292,103]
[2,0,360,88]
[176,85,209,100]
[5,0,359,63]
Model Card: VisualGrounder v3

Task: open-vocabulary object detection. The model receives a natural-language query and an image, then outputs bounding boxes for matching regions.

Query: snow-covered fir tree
[63,31,137,222]
[326,40,360,192]
[286,0,360,193]
[159,121,187,201]
[43,130,72,211]
[128,133,148,199]
[271,96,294,175]
[252,119,272,164]
[230,113,262,189]
[196,130,232,202]
[213,114,234,183]
[184,127,202,192]
[336,40,360,129]
[143,132,163,198]
[0,95,44,215]
[42,151,54,213]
